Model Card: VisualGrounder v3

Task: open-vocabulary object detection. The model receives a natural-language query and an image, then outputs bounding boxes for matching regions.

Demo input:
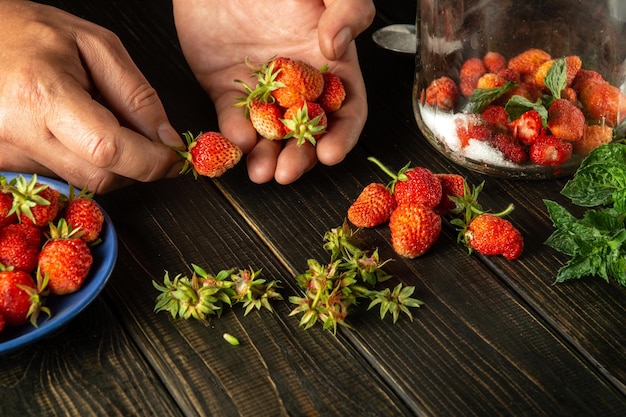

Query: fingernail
[333,27,353,60]
[158,123,184,147]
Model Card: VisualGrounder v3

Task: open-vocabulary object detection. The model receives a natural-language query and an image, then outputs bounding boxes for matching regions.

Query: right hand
[0,0,184,193]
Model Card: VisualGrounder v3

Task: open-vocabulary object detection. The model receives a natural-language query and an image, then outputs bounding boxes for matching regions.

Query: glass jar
[413,0,626,179]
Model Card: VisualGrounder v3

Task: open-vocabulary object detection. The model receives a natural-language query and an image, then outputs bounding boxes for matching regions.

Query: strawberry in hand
[178,131,243,178]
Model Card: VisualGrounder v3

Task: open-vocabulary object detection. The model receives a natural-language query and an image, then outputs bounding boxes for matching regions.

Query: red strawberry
[0,313,4,334]
[476,72,506,90]
[459,57,486,97]
[248,100,287,140]
[481,105,509,132]
[454,115,491,148]
[389,204,441,258]
[179,131,243,178]
[9,175,61,227]
[483,51,506,73]
[579,80,626,127]
[38,220,93,295]
[0,223,42,273]
[433,173,466,216]
[347,183,397,228]
[0,265,40,327]
[317,71,346,113]
[465,213,524,260]
[270,57,324,108]
[0,191,18,229]
[548,98,585,142]
[282,101,327,146]
[529,135,573,166]
[64,187,104,244]
[369,159,442,208]
[534,55,581,89]
[507,48,551,75]
[424,76,459,111]
[488,133,528,165]
[509,109,544,146]
[573,124,613,157]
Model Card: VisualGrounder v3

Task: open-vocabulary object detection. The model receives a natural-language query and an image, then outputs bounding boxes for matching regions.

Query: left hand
[173,0,375,184]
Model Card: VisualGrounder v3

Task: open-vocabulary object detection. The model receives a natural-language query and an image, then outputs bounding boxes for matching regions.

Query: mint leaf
[505,95,549,126]
[465,81,515,113]
[545,58,567,99]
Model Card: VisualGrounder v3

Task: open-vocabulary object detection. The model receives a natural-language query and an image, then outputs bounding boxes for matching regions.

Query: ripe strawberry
[9,175,61,227]
[282,101,327,146]
[0,191,18,229]
[424,76,459,111]
[270,57,324,108]
[347,183,397,228]
[389,204,441,258]
[0,223,42,273]
[0,313,4,334]
[534,55,581,89]
[488,133,528,165]
[454,115,491,147]
[548,98,584,142]
[483,51,506,73]
[317,71,346,113]
[572,69,604,95]
[465,213,524,260]
[179,131,243,178]
[38,220,93,295]
[0,265,41,327]
[248,100,287,140]
[507,48,551,75]
[476,72,506,90]
[459,57,486,97]
[529,135,573,166]
[578,80,626,127]
[497,68,521,83]
[64,187,104,244]
[509,109,544,146]
[481,105,509,132]
[573,124,613,157]
[433,173,466,216]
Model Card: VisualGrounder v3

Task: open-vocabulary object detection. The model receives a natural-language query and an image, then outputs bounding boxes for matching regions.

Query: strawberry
[179,131,243,178]
[459,57,486,97]
[0,313,4,333]
[476,72,506,90]
[454,115,491,148]
[509,109,544,146]
[547,98,585,142]
[483,51,506,73]
[347,183,397,228]
[0,191,18,229]
[465,213,524,260]
[578,80,626,127]
[507,48,551,75]
[573,124,613,157]
[282,101,327,146]
[269,57,324,108]
[534,55,581,89]
[481,105,509,132]
[433,173,466,216]
[8,175,61,227]
[389,204,441,258]
[497,68,521,84]
[424,76,459,111]
[529,134,573,166]
[0,265,42,327]
[488,132,528,165]
[64,187,104,244]
[317,71,346,113]
[38,219,93,295]
[0,223,42,273]
[248,100,288,140]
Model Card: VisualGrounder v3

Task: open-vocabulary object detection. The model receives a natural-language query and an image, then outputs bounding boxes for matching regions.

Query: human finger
[318,0,376,60]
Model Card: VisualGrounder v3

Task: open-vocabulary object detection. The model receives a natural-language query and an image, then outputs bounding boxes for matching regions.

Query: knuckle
[83,130,119,169]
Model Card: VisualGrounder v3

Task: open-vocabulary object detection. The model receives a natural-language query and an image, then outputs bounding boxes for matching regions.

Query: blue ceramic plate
[0,172,117,355]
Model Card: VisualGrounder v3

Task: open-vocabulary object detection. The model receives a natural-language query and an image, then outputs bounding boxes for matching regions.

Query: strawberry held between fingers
[248,100,288,140]
[178,131,243,178]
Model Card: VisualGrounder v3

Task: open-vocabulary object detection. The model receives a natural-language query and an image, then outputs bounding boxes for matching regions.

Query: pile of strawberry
[235,56,346,146]
[347,158,524,261]
[424,48,626,167]
[0,174,104,336]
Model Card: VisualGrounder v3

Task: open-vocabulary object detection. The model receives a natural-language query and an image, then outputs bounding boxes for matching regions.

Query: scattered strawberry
[529,135,573,166]
[509,109,544,146]
[465,214,524,260]
[0,223,42,273]
[38,219,94,295]
[425,76,459,111]
[179,131,243,178]
[573,124,613,157]
[547,98,584,142]
[317,71,346,113]
[389,204,441,258]
[459,57,486,97]
[507,48,551,75]
[347,183,397,228]
[282,101,327,146]
[248,100,287,140]
[433,173,466,216]
[64,186,105,244]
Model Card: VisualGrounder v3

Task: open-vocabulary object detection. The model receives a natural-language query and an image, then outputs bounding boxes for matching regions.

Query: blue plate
[0,172,118,354]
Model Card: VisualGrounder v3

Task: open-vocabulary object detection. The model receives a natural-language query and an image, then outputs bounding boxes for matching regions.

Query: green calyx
[282,102,326,146]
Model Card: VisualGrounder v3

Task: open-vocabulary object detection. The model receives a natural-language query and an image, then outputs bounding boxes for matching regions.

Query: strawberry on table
[433,173,466,216]
[389,203,441,258]
[38,219,93,295]
[347,183,397,228]
[178,131,243,178]
[465,213,524,260]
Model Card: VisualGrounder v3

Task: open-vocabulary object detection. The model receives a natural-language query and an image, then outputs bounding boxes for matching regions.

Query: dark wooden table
[2,1,626,416]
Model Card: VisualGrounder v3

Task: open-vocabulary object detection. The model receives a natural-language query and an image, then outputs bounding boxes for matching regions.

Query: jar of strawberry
[413,0,626,179]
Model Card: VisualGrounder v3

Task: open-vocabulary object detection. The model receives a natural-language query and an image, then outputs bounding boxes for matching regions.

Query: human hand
[0,1,184,193]
[173,0,375,184]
